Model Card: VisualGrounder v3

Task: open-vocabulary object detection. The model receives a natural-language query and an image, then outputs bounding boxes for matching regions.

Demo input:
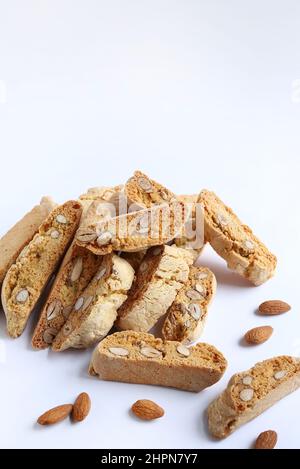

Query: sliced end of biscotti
[124,170,177,208]
[31,243,103,349]
[2,200,82,338]
[162,266,216,343]
[51,255,135,351]
[116,245,194,332]
[207,356,300,439]
[199,190,277,285]
[0,196,56,285]
[75,202,190,255]
[89,331,227,392]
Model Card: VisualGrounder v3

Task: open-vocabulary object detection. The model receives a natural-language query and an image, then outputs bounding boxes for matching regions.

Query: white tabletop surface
[0,0,300,449]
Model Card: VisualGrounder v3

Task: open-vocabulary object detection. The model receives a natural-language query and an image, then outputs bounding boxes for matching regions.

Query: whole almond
[37,404,73,426]
[255,430,278,449]
[259,300,291,316]
[244,326,273,345]
[72,392,91,422]
[131,399,165,421]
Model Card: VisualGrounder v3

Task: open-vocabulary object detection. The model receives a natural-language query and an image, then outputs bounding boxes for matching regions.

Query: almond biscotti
[0,197,56,285]
[31,243,103,349]
[124,170,177,209]
[52,255,135,351]
[1,201,82,338]
[116,245,193,332]
[79,185,124,203]
[162,266,216,344]
[89,331,227,392]
[207,356,300,439]
[199,190,277,286]
[75,202,189,255]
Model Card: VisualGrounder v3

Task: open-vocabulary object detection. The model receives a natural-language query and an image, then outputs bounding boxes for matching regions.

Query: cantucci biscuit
[175,194,205,261]
[1,201,82,338]
[162,266,216,344]
[79,185,124,202]
[116,245,193,332]
[75,202,189,255]
[89,331,227,392]
[31,243,103,349]
[0,197,56,285]
[52,255,135,351]
[208,356,300,439]
[124,170,176,209]
[199,190,277,285]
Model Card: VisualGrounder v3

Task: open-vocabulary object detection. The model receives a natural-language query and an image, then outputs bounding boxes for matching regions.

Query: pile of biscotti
[0,170,299,440]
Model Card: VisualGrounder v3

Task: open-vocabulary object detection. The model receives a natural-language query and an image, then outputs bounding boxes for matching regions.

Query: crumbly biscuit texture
[208,356,300,439]
[89,331,227,392]
[116,245,194,332]
[124,170,176,209]
[52,255,134,351]
[1,201,82,338]
[0,197,56,285]
[199,190,277,285]
[31,242,103,349]
[79,185,124,202]
[75,202,189,255]
[162,266,216,344]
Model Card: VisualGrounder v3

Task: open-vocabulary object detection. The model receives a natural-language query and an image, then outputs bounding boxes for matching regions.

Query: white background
[0,0,300,449]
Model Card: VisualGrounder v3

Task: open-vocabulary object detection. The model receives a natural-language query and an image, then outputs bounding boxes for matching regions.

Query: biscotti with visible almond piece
[199,190,277,285]
[120,250,147,272]
[124,170,177,209]
[89,331,227,392]
[75,202,189,255]
[207,356,300,439]
[1,201,83,338]
[116,245,193,332]
[52,255,134,351]
[31,243,103,349]
[0,197,56,285]
[162,266,216,344]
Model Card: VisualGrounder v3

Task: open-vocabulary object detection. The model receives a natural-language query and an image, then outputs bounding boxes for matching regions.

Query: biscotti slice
[124,170,177,209]
[79,185,124,202]
[52,255,135,351]
[75,202,189,255]
[162,266,216,344]
[199,190,277,285]
[1,201,83,338]
[207,356,300,439]
[31,243,103,349]
[175,194,205,260]
[0,197,56,285]
[116,245,193,332]
[89,331,227,392]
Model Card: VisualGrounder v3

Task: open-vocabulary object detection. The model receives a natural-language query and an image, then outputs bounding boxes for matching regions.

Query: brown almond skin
[131,400,165,421]
[72,392,91,422]
[37,404,73,425]
[255,430,278,449]
[244,326,273,345]
[259,300,291,316]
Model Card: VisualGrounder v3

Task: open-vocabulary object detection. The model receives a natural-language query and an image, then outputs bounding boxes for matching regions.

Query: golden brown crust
[31,242,103,349]
[162,266,216,343]
[89,331,227,392]
[75,202,189,255]
[208,356,300,439]
[199,190,277,285]
[52,255,135,351]
[1,201,82,338]
[124,170,176,208]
